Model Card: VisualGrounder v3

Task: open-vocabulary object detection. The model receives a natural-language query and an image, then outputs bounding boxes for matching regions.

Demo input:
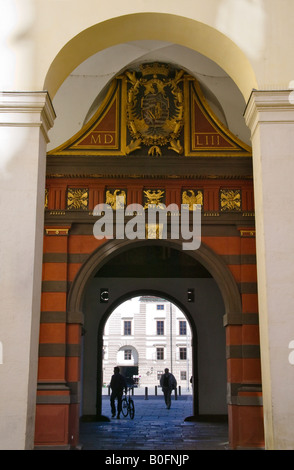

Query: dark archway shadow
[67,238,240,438]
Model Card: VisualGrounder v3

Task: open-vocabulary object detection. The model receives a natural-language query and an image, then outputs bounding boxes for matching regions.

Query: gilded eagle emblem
[126,63,184,156]
[106,189,126,209]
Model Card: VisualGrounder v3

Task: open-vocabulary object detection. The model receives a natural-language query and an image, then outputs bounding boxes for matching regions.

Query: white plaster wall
[2,1,294,96]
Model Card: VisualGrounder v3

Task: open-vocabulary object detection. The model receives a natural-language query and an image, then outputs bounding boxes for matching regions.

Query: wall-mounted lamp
[100,288,109,303]
[187,288,194,302]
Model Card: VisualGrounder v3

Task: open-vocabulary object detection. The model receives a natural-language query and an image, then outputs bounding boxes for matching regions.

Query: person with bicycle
[110,366,127,419]
[160,368,177,409]
[121,385,135,419]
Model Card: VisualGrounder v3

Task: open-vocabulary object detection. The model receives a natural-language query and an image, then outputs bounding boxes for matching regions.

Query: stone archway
[39,11,262,450]
[43,12,257,102]
[43,16,254,446]
[67,238,242,324]
[67,238,241,442]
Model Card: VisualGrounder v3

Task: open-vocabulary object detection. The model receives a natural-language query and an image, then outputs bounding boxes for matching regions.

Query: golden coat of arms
[126,63,184,156]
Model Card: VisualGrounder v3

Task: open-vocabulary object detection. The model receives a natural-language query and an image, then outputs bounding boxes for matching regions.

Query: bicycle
[121,387,135,419]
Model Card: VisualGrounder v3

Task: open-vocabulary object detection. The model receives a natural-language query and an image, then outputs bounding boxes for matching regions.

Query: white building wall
[103,297,192,391]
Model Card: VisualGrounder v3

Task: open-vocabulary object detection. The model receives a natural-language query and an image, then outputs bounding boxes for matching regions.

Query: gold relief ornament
[143,189,165,209]
[126,64,184,156]
[45,189,48,209]
[146,223,163,240]
[220,189,241,211]
[182,190,203,209]
[105,189,126,209]
[67,188,89,210]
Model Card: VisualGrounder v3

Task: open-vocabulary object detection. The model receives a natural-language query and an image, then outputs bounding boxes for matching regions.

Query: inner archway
[77,241,232,423]
[67,239,241,323]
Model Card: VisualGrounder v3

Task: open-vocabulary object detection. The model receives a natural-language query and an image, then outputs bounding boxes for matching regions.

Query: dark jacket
[110,372,127,393]
[160,372,177,390]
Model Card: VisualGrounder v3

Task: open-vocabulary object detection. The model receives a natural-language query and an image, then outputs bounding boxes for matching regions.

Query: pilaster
[0,91,55,449]
[244,89,294,449]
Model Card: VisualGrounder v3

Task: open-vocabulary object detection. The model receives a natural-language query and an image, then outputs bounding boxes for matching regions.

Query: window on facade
[180,371,187,380]
[156,347,164,360]
[157,304,164,310]
[157,371,163,380]
[179,347,187,360]
[179,320,187,336]
[124,349,132,360]
[124,320,132,335]
[156,320,164,335]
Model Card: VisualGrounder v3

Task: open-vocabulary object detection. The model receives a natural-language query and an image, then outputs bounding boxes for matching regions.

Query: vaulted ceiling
[48,41,251,153]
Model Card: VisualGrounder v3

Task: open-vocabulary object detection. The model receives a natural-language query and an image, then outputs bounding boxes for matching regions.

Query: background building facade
[103,297,192,390]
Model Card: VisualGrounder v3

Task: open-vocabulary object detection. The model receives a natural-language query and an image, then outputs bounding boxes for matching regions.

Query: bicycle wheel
[121,397,128,417]
[129,399,135,419]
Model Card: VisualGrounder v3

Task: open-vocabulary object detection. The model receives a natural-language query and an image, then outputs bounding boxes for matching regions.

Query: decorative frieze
[181,189,203,209]
[45,227,70,236]
[44,180,255,216]
[220,189,241,212]
[105,189,127,209]
[239,229,256,237]
[67,188,88,210]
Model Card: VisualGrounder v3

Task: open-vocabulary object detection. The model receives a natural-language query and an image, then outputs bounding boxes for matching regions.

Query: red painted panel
[242,293,259,313]
[203,236,240,255]
[238,406,264,448]
[243,358,262,383]
[67,324,81,344]
[242,324,260,345]
[41,292,67,312]
[66,357,80,382]
[228,404,264,449]
[43,236,68,253]
[38,357,66,381]
[68,263,82,281]
[227,358,243,383]
[42,262,67,281]
[39,323,66,344]
[35,404,69,446]
[226,325,242,345]
[68,235,105,254]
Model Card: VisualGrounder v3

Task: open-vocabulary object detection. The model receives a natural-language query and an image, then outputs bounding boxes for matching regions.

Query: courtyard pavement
[79,391,229,451]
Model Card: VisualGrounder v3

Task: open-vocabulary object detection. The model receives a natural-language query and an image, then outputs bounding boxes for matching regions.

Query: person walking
[160,368,177,409]
[110,366,127,419]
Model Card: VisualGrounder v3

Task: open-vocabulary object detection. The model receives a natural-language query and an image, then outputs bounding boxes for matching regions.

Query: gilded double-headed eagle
[126,64,184,156]
[143,189,165,209]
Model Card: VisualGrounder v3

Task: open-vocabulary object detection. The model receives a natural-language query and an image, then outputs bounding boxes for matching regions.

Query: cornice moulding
[0,91,56,141]
[245,89,294,134]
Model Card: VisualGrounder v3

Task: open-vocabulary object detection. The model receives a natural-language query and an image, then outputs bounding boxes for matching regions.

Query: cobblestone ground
[79,395,229,451]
